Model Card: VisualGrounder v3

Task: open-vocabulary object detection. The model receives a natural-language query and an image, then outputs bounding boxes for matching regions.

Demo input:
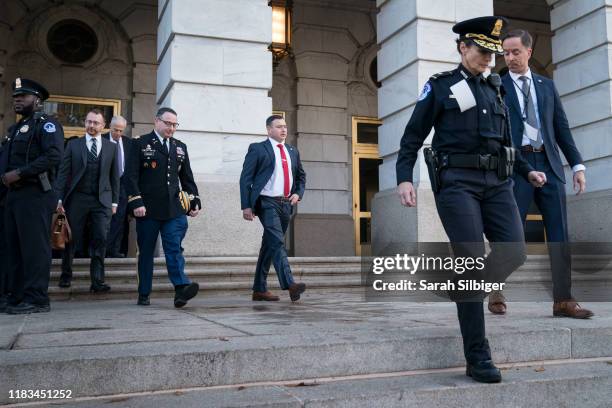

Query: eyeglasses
[157,118,179,128]
[85,120,103,126]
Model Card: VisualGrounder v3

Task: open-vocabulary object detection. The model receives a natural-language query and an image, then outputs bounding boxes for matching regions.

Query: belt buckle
[478,155,490,170]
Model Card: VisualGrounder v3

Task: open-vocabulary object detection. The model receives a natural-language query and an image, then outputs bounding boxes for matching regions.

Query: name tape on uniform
[449,80,477,112]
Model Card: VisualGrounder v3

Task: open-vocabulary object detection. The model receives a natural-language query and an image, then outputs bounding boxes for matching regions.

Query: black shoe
[7,302,51,315]
[107,252,126,258]
[174,283,199,308]
[137,295,150,306]
[90,283,111,293]
[58,277,71,288]
[466,360,502,383]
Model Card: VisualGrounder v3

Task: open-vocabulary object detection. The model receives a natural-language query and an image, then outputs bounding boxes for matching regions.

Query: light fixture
[269,0,293,67]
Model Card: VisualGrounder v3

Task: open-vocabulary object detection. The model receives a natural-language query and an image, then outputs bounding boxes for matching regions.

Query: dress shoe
[90,283,111,293]
[7,302,51,315]
[288,282,306,302]
[107,252,126,258]
[137,295,150,306]
[252,291,280,301]
[58,277,71,288]
[174,282,199,308]
[553,299,594,319]
[487,291,506,315]
[466,360,502,383]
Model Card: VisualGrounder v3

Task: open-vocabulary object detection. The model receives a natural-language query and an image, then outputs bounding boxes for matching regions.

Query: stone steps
[2,320,612,404]
[38,360,612,407]
[48,255,612,300]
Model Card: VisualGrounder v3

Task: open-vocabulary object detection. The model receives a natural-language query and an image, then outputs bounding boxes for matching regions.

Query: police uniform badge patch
[418,82,432,101]
[19,125,29,133]
[43,122,56,133]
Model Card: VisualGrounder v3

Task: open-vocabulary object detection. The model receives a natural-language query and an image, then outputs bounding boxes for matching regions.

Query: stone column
[372,0,493,254]
[157,0,273,255]
[547,0,612,242]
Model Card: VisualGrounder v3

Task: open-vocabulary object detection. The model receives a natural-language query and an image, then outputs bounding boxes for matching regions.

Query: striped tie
[89,137,98,161]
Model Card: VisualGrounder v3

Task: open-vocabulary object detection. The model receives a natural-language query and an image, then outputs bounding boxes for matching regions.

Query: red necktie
[277,143,290,197]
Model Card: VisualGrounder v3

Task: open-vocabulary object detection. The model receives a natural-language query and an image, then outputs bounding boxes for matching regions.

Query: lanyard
[512,77,532,120]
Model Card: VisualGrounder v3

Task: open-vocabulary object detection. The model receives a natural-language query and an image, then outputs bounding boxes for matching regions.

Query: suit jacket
[239,139,306,211]
[125,131,198,220]
[502,72,583,183]
[101,133,133,182]
[55,136,120,209]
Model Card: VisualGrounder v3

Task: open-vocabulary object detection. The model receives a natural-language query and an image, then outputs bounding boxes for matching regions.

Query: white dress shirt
[509,69,585,173]
[260,138,293,197]
[85,133,102,156]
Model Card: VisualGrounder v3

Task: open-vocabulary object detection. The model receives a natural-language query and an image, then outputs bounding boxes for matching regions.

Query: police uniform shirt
[396,64,532,184]
[260,137,293,197]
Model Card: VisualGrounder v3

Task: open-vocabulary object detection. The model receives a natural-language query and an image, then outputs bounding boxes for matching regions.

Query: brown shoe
[252,291,280,301]
[288,283,306,302]
[553,299,594,319]
[488,291,506,315]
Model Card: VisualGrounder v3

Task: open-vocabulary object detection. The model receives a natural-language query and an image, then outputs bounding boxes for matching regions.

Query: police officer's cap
[453,16,508,55]
[12,77,50,100]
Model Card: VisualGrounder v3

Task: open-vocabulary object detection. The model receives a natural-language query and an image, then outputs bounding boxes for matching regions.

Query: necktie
[89,137,98,161]
[519,76,543,149]
[116,140,123,177]
[163,138,169,155]
[277,143,290,197]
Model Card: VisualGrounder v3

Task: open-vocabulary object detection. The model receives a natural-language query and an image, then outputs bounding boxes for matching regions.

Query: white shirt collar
[86,133,101,142]
[154,130,168,145]
[268,137,285,147]
[509,68,532,83]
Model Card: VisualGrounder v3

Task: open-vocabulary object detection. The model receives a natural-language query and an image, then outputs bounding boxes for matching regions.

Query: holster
[424,148,442,193]
[497,146,516,180]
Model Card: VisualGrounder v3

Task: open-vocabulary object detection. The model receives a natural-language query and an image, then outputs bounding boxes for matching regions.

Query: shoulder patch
[418,82,432,101]
[429,71,453,80]
[43,122,56,133]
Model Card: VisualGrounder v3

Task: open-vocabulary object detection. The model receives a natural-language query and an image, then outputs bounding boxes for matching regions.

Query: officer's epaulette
[429,71,453,80]
[33,112,48,121]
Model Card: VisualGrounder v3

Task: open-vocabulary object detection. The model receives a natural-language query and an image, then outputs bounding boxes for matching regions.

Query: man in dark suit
[56,108,120,292]
[240,115,307,302]
[493,29,593,318]
[102,115,132,258]
[125,107,201,308]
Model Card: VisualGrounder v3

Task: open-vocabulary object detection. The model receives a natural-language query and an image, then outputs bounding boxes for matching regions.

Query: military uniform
[396,17,534,383]
[1,79,64,313]
[125,131,200,305]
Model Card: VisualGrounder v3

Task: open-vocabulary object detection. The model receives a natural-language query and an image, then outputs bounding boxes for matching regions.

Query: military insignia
[143,145,155,158]
[43,122,56,133]
[151,161,157,169]
[418,82,432,101]
[15,78,22,89]
[176,146,184,156]
[144,162,149,168]
[491,19,502,36]
[19,125,29,133]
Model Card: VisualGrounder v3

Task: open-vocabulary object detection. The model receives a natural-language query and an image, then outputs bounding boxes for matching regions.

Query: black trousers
[61,192,112,285]
[5,185,56,306]
[0,201,10,298]
[435,168,526,363]
[253,196,295,292]
[107,181,128,256]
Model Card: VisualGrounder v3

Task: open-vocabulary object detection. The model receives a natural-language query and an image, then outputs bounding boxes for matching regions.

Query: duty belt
[442,154,500,171]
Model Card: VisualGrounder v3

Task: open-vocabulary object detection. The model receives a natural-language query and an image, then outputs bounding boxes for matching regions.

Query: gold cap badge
[15,78,22,89]
[491,19,502,36]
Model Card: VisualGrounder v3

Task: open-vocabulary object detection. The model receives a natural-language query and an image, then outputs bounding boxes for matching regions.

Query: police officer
[125,107,201,308]
[396,17,547,383]
[0,78,64,314]
[0,129,9,313]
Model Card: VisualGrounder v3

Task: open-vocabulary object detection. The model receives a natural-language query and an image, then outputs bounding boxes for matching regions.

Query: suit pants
[513,151,572,301]
[107,180,128,256]
[253,196,295,292]
[5,185,56,306]
[435,168,526,364]
[136,215,191,296]
[61,192,112,284]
